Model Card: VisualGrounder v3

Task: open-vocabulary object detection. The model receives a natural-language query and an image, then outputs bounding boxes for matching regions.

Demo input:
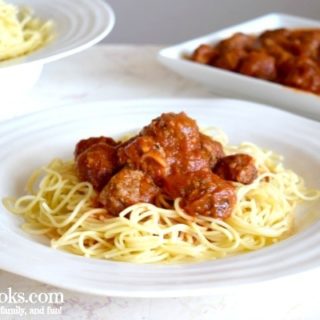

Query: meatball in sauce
[191,28,320,95]
[213,154,257,185]
[98,168,159,216]
[75,143,118,191]
[74,112,258,219]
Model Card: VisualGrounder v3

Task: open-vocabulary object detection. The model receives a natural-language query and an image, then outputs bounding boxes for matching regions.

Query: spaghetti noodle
[0,0,54,62]
[4,131,320,264]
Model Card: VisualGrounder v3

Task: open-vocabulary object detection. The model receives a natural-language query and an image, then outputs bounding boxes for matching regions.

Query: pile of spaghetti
[4,129,320,264]
[0,0,53,62]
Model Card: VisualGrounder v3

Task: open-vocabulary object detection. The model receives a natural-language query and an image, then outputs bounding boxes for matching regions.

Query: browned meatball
[218,33,255,51]
[118,112,205,183]
[98,168,160,216]
[182,173,236,219]
[278,56,320,94]
[238,51,277,80]
[213,154,257,185]
[141,112,205,173]
[213,49,247,71]
[191,44,217,64]
[75,136,118,158]
[118,136,154,167]
[200,133,225,168]
[163,170,236,219]
[263,43,292,66]
[290,30,320,58]
[260,29,291,46]
[117,135,168,185]
[76,143,118,191]
[141,112,201,154]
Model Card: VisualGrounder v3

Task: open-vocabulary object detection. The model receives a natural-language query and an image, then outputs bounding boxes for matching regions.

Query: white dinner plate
[0,0,115,92]
[158,13,320,122]
[0,99,320,297]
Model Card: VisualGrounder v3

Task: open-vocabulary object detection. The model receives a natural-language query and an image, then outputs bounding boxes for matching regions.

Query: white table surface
[1,45,320,320]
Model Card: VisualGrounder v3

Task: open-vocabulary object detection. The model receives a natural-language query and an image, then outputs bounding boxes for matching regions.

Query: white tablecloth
[1,45,319,320]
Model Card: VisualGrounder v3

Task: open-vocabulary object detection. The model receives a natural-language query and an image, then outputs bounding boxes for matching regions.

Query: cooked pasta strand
[0,0,54,61]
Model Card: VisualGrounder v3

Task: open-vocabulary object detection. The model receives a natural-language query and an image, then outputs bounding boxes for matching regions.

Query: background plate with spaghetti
[0,99,319,297]
[0,0,115,92]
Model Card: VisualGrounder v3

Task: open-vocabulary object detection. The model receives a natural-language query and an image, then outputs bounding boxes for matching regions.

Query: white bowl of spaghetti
[0,0,115,93]
[0,99,320,297]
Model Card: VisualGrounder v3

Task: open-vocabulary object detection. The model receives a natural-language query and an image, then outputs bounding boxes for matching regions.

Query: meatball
[191,44,217,64]
[213,154,257,185]
[75,136,118,158]
[278,56,320,94]
[267,30,320,59]
[218,33,255,51]
[213,49,247,71]
[238,51,277,81]
[260,29,291,46]
[141,112,204,172]
[76,143,118,191]
[118,112,205,182]
[163,170,236,219]
[263,43,292,66]
[98,168,160,216]
[200,133,225,168]
[117,135,168,185]
[141,112,201,154]
[289,30,320,58]
[213,33,255,71]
